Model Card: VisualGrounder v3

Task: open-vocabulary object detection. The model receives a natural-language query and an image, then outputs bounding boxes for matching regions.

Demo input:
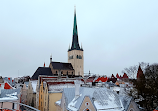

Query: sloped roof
[4,82,13,89]
[31,67,53,80]
[119,95,132,111]
[24,82,29,87]
[0,88,21,98]
[94,77,108,82]
[116,73,120,78]
[137,65,144,78]
[61,87,132,111]
[51,62,74,70]
[123,73,128,78]
[31,80,38,93]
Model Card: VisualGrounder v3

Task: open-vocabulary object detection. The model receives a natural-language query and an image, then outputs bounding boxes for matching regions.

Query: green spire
[73,8,78,36]
[68,7,83,51]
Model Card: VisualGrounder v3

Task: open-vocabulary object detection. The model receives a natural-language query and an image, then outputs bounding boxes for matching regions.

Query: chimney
[75,80,80,97]
[58,70,61,79]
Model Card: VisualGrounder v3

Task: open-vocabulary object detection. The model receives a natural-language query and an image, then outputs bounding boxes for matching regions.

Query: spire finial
[50,54,52,63]
[44,62,45,67]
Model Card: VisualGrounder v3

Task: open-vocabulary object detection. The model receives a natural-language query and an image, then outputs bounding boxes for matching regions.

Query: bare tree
[122,62,149,79]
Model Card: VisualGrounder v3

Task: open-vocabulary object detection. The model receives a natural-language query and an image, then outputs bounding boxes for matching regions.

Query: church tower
[68,8,84,77]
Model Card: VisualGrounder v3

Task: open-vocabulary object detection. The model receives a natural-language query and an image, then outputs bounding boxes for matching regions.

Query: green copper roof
[73,11,78,36]
[68,9,83,51]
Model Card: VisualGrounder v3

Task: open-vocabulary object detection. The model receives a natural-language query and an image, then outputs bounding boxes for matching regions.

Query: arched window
[79,55,82,59]
[72,72,73,75]
[76,55,78,59]
[56,71,57,74]
[61,71,63,74]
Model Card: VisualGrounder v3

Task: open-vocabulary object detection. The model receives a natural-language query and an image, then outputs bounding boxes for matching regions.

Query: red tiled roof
[123,73,128,78]
[116,73,120,78]
[137,65,144,78]
[95,77,108,82]
[4,82,13,89]
[111,74,115,78]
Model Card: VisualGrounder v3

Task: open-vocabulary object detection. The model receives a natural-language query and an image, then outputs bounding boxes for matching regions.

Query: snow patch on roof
[31,80,37,93]
[48,84,75,92]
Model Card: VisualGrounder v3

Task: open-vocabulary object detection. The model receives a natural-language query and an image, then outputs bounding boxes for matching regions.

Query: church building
[68,9,84,77]
[32,8,84,79]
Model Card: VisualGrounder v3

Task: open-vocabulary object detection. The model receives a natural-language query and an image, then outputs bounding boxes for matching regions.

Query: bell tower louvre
[68,8,84,77]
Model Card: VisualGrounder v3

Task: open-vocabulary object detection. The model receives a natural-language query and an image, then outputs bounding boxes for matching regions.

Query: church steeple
[68,7,84,77]
[68,7,83,51]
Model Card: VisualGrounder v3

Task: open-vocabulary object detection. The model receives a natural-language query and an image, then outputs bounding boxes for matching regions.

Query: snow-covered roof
[59,87,132,111]
[48,82,75,92]
[112,86,120,92]
[0,88,21,102]
[24,82,29,87]
[31,80,37,93]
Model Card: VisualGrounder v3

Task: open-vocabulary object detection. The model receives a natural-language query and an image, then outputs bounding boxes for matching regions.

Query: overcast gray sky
[0,0,158,78]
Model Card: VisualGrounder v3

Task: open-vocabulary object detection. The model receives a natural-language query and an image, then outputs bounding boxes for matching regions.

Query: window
[79,55,82,59]
[72,72,73,75]
[69,55,73,59]
[12,103,14,109]
[61,71,63,74]
[85,109,90,111]
[76,55,78,59]
[67,71,68,75]
[41,95,42,99]
[56,71,57,74]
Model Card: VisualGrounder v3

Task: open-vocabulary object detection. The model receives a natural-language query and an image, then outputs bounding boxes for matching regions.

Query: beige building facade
[48,92,62,111]
[79,96,96,111]
[21,83,28,104]
[27,80,37,108]
[68,50,84,76]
